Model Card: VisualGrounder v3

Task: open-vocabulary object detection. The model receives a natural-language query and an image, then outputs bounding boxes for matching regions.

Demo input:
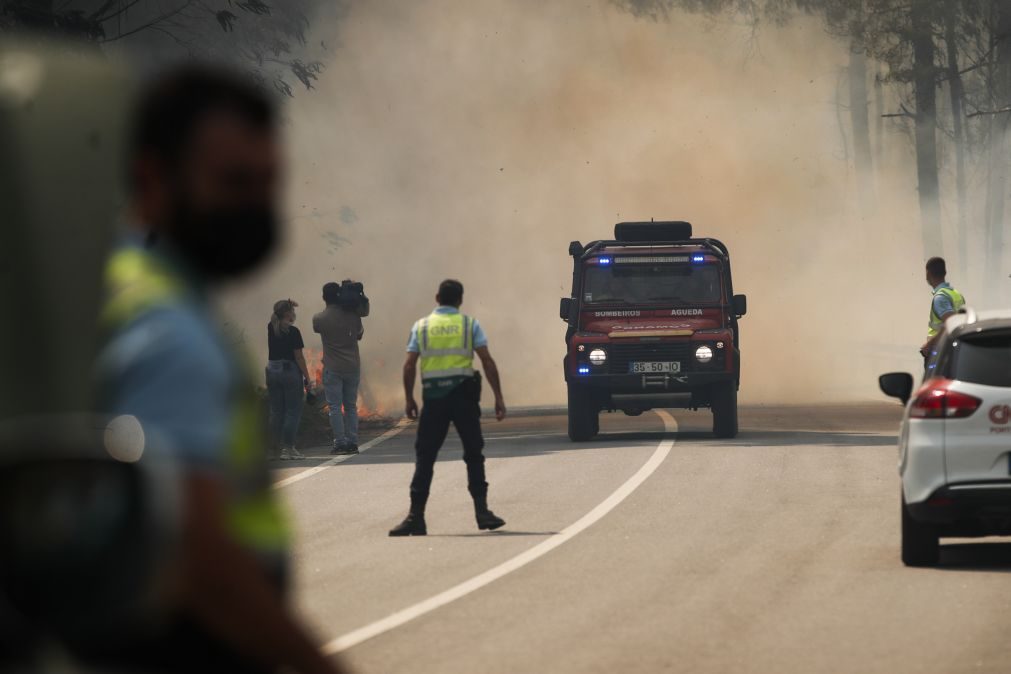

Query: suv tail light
[909,379,982,419]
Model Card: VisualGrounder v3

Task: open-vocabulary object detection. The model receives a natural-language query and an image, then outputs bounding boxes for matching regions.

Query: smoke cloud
[220,0,940,412]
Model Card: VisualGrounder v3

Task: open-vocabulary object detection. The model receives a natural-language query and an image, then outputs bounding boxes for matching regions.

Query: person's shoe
[338,443,359,455]
[389,513,427,536]
[329,440,345,455]
[473,495,505,530]
[288,447,305,460]
[279,448,292,461]
[476,509,506,531]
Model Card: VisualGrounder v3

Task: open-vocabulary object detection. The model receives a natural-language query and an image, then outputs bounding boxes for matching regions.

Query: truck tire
[711,382,738,439]
[567,384,598,442]
[901,493,939,567]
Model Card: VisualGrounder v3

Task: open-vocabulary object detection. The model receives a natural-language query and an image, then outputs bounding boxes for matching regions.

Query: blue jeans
[266,361,304,449]
[323,368,360,445]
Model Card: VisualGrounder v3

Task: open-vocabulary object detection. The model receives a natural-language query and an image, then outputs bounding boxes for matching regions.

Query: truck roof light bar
[614,221,692,242]
[578,238,730,261]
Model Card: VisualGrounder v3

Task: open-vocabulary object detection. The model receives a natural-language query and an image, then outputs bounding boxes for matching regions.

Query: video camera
[336,280,366,311]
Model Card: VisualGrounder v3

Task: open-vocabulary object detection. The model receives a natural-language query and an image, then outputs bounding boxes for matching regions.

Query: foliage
[0,0,347,97]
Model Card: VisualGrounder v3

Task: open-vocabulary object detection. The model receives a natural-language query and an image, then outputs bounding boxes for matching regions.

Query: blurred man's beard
[167,199,278,281]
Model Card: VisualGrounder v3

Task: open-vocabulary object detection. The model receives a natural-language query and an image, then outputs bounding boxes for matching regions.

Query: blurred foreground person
[267,299,311,460]
[390,280,507,536]
[0,43,146,670]
[313,280,370,455]
[94,66,344,674]
[921,257,965,368]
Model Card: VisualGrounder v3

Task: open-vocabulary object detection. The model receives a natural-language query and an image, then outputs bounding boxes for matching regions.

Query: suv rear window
[952,332,1011,387]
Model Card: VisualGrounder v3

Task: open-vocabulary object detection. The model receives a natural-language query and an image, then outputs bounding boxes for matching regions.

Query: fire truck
[560,221,747,441]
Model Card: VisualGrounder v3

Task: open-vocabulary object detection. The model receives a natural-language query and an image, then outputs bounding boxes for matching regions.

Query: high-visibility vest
[416,311,475,392]
[927,286,966,338]
[102,247,290,567]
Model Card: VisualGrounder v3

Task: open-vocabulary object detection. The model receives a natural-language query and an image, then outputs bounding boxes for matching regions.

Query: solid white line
[320,410,678,655]
[272,418,412,490]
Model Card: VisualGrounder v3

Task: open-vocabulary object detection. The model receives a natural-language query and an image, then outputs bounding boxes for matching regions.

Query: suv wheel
[567,383,598,442]
[901,493,939,566]
[711,382,738,439]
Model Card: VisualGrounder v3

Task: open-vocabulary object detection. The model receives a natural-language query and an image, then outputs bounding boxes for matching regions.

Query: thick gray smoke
[220,0,942,412]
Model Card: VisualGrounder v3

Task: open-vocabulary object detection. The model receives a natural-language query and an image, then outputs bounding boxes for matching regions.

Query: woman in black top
[265,299,311,460]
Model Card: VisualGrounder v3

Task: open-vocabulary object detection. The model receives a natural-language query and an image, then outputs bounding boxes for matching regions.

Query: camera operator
[313,280,369,455]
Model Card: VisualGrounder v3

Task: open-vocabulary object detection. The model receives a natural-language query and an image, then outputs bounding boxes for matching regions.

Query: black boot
[389,512,427,536]
[473,496,505,531]
[389,495,428,536]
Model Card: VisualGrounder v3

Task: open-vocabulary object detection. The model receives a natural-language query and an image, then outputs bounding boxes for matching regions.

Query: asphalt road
[272,404,1011,674]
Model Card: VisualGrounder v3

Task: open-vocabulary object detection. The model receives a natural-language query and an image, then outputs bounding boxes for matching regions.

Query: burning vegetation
[302,348,387,421]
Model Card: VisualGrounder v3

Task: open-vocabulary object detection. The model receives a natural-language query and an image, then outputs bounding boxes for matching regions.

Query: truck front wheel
[711,382,738,439]
[567,384,598,442]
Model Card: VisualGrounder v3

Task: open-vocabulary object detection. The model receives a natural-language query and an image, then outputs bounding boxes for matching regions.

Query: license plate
[631,361,681,374]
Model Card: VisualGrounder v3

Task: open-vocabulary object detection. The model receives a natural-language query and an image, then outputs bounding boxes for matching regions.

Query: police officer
[390,280,507,536]
[95,67,343,674]
[921,256,966,366]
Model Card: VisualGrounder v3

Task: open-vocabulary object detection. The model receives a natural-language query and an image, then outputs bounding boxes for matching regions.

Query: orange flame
[303,348,385,419]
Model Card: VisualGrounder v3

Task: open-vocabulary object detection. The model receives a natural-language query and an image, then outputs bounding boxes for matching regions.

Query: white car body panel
[898,312,1011,508]
[943,380,1011,485]
[901,415,947,504]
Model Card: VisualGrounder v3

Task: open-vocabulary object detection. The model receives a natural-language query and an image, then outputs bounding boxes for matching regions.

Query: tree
[615,0,1009,271]
[943,0,968,269]
[0,1,343,97]
[980,2,1011,302]
[849,39,876,212]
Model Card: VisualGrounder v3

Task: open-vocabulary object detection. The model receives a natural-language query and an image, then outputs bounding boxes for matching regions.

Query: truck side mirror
[879,372,914,404]
[560,297,573,322]
[568,241,584,257]
[732,294,747,317]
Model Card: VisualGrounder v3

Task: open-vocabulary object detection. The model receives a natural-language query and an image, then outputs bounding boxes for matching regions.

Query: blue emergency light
[598,257,612,265]
[578,366,591,375]
[691,255,705,263]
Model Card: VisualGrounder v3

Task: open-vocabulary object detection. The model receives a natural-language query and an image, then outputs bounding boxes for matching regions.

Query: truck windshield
[582,264,722,304]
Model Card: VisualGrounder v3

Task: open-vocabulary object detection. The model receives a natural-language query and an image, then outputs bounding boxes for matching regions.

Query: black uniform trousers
[410,383,487,505]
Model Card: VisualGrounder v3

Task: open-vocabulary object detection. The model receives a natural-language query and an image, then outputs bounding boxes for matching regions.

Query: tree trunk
[874,64,884,171]
[984,2,1011,304]
[911,1,943,256]
[849,41,875,213]
[944,1,969,273]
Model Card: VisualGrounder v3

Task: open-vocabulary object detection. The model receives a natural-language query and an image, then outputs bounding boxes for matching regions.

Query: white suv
[880,309,1011,566]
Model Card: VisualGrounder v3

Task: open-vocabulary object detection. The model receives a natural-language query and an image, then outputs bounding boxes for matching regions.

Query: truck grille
[606,343,725,375]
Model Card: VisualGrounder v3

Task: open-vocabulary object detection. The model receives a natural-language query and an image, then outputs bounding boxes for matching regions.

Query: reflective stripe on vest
[101,248,186,329]
[102,247,290,555]
[927,286,966,337]
[418,312,474,382]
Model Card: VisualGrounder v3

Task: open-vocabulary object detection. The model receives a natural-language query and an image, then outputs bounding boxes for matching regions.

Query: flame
[303,347,386,419]
[304,347,325,387]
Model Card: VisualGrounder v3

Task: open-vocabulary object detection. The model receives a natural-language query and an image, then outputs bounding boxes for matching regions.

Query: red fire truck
[560,221,747,441]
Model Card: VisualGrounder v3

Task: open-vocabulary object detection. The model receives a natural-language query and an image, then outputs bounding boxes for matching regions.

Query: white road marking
[272,418,412,490]
[321,410,678,655]
[484,432,568,441]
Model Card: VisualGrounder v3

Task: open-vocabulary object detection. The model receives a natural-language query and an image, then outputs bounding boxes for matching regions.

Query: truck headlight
[589,348,607,365]
[695,345,713,363]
